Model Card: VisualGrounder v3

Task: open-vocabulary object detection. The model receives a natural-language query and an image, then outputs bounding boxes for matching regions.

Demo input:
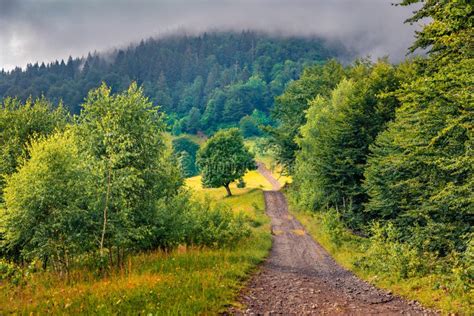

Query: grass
[185,170,272,225]
[186,170,274,195]
[0,172,272,315]
[1,237,270,314]
[289,206,473,315]
[244,137,292,188]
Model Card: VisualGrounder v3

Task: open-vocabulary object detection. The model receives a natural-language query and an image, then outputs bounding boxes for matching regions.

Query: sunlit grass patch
[169,132,207,145]
[185,169,274,201]
[272,229,284,236]
[186,170,270,229]
[291,229,306,236]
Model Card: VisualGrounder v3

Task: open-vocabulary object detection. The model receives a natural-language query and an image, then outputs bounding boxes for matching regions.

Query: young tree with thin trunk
[76,82,182,264]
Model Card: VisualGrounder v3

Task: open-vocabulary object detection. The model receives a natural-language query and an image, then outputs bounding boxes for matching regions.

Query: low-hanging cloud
[0,0,422,70]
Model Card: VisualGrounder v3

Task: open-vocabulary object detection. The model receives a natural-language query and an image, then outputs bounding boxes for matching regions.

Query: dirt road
[230,165,434,315]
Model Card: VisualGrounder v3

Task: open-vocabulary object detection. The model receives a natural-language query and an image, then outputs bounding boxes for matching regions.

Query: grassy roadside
[288,205,473,315]
[0,175,271,314]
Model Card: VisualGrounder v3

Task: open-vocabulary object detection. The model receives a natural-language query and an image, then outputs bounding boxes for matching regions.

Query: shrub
[151,192,194,251]
[2,131,94,269]
[355,222,435,279]
[185,199,251,248]
[0,259,38,286]
[448,235,474,293]
[237,178,246,188]
[150,191,251,250]
[320,210,346,248]
[0,259,24,285]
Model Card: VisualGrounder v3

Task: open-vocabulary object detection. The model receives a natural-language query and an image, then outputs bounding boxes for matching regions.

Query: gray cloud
[0,0,421,70]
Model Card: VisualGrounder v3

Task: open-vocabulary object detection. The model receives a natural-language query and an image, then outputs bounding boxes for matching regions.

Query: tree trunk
[100,164,112,255]
[224,183,232,196]
[42,255,48,271]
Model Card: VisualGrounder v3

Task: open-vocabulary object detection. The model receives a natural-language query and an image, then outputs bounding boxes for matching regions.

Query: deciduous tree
[197,128,255,196]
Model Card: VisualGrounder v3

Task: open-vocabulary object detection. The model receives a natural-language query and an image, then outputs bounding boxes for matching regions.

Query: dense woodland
[0,32,344,134]
[270,0,472,285]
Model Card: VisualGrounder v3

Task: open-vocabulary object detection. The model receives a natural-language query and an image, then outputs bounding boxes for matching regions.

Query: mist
[0,0,422,70]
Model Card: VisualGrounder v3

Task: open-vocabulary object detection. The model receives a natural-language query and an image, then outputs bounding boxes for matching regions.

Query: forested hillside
[0,32,343,133]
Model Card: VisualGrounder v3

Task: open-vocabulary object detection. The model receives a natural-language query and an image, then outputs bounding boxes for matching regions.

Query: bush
[320,210,346,248]
[448,235,474,293]
[355,222,435,279]
[237,178,246,188]
[150,191,251,250]
[186,199,251,248]
[0,259,24,285]
[2,131,93,268]
[0,259,38,286]
[151,192,194,251]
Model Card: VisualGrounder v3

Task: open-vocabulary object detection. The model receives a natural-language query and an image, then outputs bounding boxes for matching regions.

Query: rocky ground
[228,165,435,315]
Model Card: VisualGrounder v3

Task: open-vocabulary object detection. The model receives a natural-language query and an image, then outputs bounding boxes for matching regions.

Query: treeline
[0,32,343,134]
[0,84,249,273]
[271,0,472,268]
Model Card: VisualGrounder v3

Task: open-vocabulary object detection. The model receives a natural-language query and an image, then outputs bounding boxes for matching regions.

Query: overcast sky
[0,0,422,70]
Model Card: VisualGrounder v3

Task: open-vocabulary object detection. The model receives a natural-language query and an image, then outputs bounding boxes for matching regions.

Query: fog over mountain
[0,0,421,70]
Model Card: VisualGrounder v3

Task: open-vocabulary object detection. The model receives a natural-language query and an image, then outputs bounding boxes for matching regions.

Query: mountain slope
[0,32,346,132]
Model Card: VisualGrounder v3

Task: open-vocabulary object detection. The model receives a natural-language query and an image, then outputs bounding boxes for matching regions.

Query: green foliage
[236,178,246,188]
[185,199,251,248]
[356,222,434,280]
[172,136,200,177]
[454,237,474,292]
[153,191,251,250]
[197,128,256,196]
[76,83,183,255]
[292,60,405,227]
[320,210,346,248]
[364,59,473,253]
[0,259,30,285]
[288,1,472,293]
[239,116,261,138]
[0,97,67,200]
[268,59,346,171]
[364,1,473,254]
[1,83,254,274]
[356,224,473,295]
[2,131,92,268]
[239,110,272,138]
[185,107,202,133]
[400,0,473,63]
